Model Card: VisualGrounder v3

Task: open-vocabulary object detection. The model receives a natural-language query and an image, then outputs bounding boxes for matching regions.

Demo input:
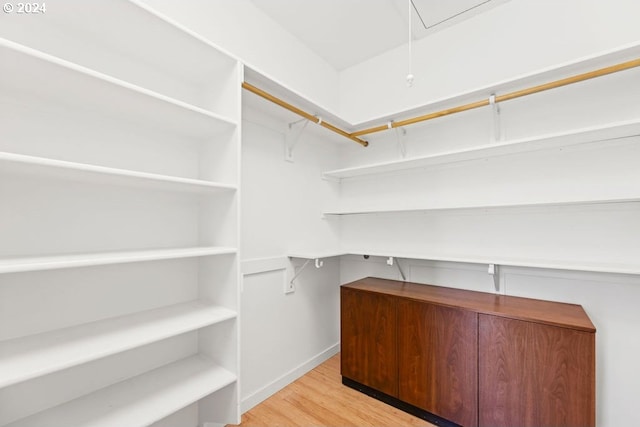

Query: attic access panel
[409,0,510,38]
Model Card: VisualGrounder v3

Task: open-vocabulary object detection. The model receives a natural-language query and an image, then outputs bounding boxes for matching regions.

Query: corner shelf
[347,41,640,128]
[0,38,237,138]
[323,196,640,216]
[323,119,640,180]
[0,301,236,389]
[286,250,640,276]
[342,248,640,277]
[0,247,237,274]
[288,251,347,259]
[0,152,237,194]
[6,355,236,427]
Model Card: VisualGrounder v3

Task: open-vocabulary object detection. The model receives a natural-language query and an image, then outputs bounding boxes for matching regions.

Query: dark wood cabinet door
[341,287,398,397]
[479,314,595,427]
[398,300,478,427]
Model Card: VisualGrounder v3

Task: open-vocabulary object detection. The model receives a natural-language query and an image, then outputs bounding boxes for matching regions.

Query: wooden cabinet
[340,277,595,427]
[341,287,398,396]
[479,315,596,427]
[398,300,478,427]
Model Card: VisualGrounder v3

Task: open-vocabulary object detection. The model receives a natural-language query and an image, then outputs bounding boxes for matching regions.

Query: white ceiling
[250,0,509,70]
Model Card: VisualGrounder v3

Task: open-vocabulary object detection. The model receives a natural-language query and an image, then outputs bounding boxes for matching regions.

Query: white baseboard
[240,342,340,413]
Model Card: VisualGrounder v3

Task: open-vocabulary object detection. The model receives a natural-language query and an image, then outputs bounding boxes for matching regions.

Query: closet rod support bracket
[489,94,502,143]
[488,263,500,293]
[289,257,325,285]
[285,119,310,162]
[387,256,407,281]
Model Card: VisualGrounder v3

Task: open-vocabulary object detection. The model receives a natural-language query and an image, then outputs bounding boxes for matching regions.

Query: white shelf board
[246,40,640,131]
[0,152,237,194]
[244,66,351,130]
[0,246,237,274]
[288,251,347,259]
[349,42,640,128]
[6,355,236,427]
[286,249,640,275]
[324,197,640,216]
[0,301,236,389]
[0,38,236,138]
[0,0,238,86]
[323,119,640,180]
[343,248,640,276]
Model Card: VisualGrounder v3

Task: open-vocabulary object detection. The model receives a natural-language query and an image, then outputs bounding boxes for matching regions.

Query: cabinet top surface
[342,277,596,332]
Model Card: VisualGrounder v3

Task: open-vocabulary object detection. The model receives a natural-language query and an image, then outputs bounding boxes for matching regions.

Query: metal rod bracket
[395,126,407,158]
[289,259,311,284]
[387,256,407,281]
[489,94,502,143]
[488,263,500,293]
[289,258,324,284]
[285,119,309,162]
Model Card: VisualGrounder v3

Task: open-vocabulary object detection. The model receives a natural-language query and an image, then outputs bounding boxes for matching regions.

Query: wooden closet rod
[242,82,369,147]
[351,58,640,137]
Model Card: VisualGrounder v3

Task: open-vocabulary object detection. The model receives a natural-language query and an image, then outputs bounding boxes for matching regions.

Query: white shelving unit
[288,251,347,260]
[324,196,640,216]
[287,249,640,276]
[0,247,236,274]
[0,1,241,426]
[0,302,236,389]
[0,38,236,139]
[346,41,640,129]
[321,61,640,277]
[5,355,236,427]
[0,152,238,194]
[323,121,640,216]
[323,119,640,180]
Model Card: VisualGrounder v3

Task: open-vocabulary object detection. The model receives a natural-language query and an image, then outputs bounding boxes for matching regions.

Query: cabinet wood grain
[478,314,595,427]
[341,287,398,397]
[398,300,478,427]
[344,277,595,332]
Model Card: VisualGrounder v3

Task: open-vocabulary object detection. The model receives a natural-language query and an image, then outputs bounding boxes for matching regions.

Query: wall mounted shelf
[0,0,240,107]
[347,42,640,129]
[287,249,640,277]
[341,249,640,276]
[0,38,237,138]
[0,152,238,194]
[0,301,236,389]
[324,197,640,216]
[288,252,347,260]
[0,247,237,274]
[5,355,236,427]
[323,119,640,180]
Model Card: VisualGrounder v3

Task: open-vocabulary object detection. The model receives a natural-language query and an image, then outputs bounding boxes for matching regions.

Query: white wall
[339,0,640,123]
[239,104,342,412]
[139,0,340,113]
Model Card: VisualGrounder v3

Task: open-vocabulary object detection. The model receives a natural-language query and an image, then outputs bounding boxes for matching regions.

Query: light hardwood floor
[229,353,434,427]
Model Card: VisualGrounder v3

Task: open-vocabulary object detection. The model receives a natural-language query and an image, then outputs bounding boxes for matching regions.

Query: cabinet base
[341,377,461,427]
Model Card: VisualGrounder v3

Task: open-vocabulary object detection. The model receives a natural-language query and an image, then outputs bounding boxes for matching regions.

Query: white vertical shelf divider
[0,1,241,426]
